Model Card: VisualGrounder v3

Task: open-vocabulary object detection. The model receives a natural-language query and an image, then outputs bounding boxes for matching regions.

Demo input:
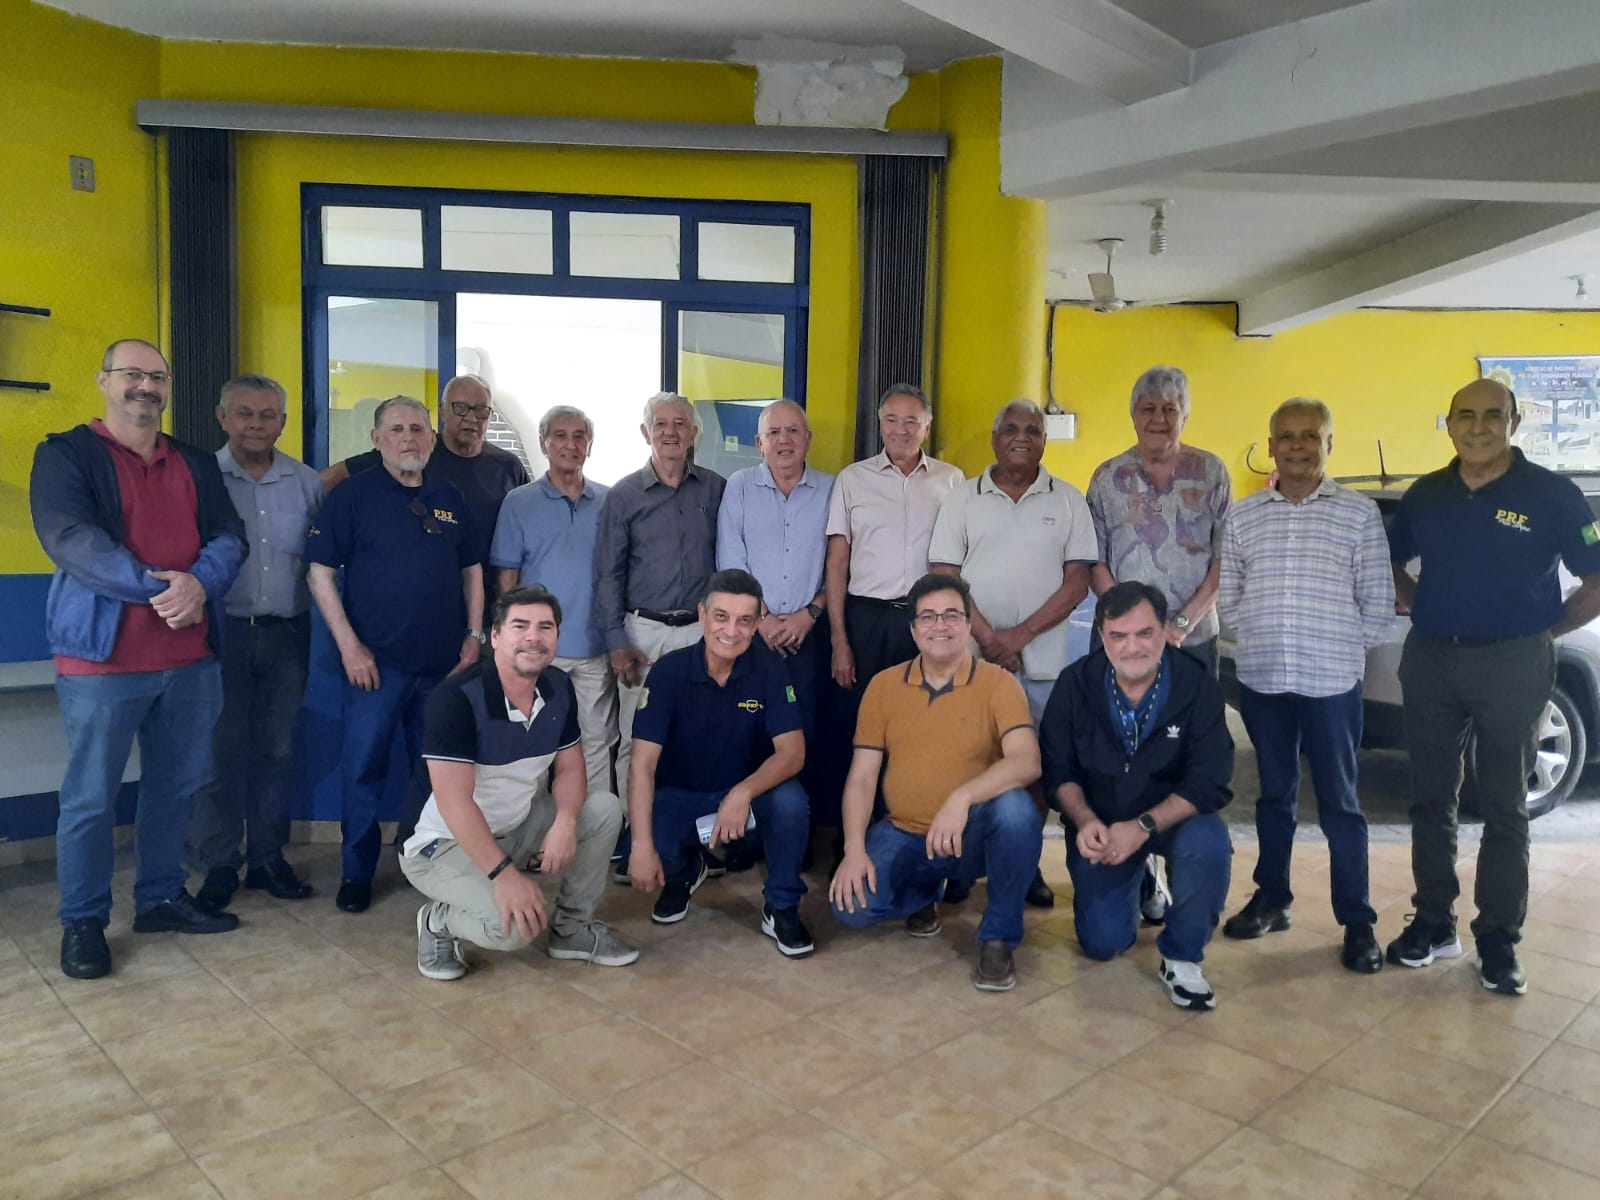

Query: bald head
[1446,377,1521,474]
[1450,377,1517,418]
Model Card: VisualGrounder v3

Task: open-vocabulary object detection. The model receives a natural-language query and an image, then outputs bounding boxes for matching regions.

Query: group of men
[31,339,1594,1009]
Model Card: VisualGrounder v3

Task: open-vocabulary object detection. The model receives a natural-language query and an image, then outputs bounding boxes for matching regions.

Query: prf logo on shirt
[1493,508,1530,534]
[736,698,764,713]
[432,508,459,525]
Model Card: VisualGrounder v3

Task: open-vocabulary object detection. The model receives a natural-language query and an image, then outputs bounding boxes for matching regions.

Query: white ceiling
[43,0,1600,326]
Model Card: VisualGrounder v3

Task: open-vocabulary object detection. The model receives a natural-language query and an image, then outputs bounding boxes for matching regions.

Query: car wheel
[1527,686,1586,819]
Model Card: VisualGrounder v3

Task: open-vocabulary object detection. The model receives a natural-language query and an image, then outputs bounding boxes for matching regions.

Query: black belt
[1422,632,1526,647]
[847,594,909,611]
[228,613,302,626]
[631,608,697,627]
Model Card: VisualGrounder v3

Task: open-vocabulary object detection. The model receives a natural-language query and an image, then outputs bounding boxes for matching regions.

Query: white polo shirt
[928,466,1098,681]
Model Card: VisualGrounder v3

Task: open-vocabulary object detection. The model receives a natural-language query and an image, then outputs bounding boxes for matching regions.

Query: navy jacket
[30,424,247,662]
[1039,646,1233,825]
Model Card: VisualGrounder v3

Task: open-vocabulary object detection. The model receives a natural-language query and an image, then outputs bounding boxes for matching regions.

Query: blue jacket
[29,424,247,662]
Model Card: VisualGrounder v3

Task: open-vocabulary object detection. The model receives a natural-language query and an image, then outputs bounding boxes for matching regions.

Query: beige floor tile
[687,1113,912,1200]
[437,977,613,1051]
[557,950,695,1013]
[1439,977,1587,1038]
[62,935,205,992]
[895,953,1070,1016]
[1251,1076,1457,1188]
[881,1181,960,1200]
[631,980,794,1054]
[813,984,985,1062]
[627,1175,717,1200]
[1523,1040,1600,1109]
[0,954,59,1016]
[1185,990,1362,1072]
[1476,1083,1600,1177]
[102,1008,296,1094]
[64,968,244,1042]
[1113,1029,1304,1123]
[1005,986,1169,1068]
[368,1058,569,1160]
[939,1121,1158,1200]
[1314,1031,1511,1127]
[593,1065,793,1169]
[380,951,546,1007]
[511,1013,694,1104]
[1173,1127,1407,1200]
[1521,917,1600,968]
[910,1026,1095,1115]
[3,1110,186,1200]
[203,942,373,1004]
[149,1050,355,1156]
[1373,996,1552,1076]
[0,997,94,1066]
[731,951,885,1015]
[443,1110,670,1200]
[813,1064,1016,1170]
[197,1105,427,1200]
[252,973,436,1046]
[1563,1005,1600,1052]
[0,1044,145,1136]
[353,1168,474,1200]
[1031,1071,1237,1181]
[305,1010,497,1099]
[1417,1132,1600,1200]
[1055,955,1191,1028]
[78,1160,224,1200]
[1518,946,1600,1002]
[711,1016,900,1110]
[1539,896,1600,936]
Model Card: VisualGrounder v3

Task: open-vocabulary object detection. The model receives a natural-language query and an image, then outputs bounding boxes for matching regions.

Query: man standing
[626,569,813,957]
[593,393,725,817]
[717,399,835,819]
[1218,398,1392,974]
[829,574,1043,992]
[401,586,637,981]
[929,399,1097,907]
[306,395,483,914]
[31,339,245,979]
[1385,379,1600,994]
[1039,583,1234,1010]
[191,376,323,912]
[493,405,614,794]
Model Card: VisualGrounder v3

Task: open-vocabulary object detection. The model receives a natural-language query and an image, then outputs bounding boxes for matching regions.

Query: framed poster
[1479,355,1600,471]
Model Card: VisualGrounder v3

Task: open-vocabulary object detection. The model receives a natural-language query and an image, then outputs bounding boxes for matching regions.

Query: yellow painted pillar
[934,57,1047,474]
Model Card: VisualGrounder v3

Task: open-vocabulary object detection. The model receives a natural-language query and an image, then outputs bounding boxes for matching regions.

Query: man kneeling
[401,586,638,979]
[1039,581,1233,1009]
[829,573,1043,992]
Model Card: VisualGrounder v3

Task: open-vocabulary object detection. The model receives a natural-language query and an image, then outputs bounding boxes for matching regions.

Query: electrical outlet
[69,156,95,192]
[1436,414,1447,430]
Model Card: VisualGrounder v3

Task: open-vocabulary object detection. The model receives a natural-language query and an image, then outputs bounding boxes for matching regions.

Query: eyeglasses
[107,368,172,385]
[913,609,968,629]
[408,499,442,535]
[449,401,492,419]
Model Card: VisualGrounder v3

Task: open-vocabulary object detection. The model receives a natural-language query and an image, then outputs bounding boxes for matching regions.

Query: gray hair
[758,398,810,434]
[372,394,430,428]
[1129,365,1190,419]
[441,373,492,406]
[100,338,166,372]
[992,398,1044,434]
[643,391,701,434]
[219,374,286,410]
[539,404,595,442]
[877,383,932,417]
[1270,396,1334,435]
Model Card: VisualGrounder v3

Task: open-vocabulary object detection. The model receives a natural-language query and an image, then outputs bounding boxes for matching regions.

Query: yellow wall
[677,352,784,403]
[1,0,159,572]
[1044,303,1600,492]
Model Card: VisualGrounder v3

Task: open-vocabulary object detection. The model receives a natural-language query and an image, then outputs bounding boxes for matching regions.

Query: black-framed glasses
[448,400,493,419]
[107,367,172,385]
[913,609,968,629]
[408,499,442,535]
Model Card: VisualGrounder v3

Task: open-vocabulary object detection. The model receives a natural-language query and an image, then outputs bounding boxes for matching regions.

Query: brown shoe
[905,903,941,938]
[973,940,1016,992]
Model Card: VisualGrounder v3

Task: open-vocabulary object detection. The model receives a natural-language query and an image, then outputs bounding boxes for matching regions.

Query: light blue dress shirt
[716,463,835,614]
[491,474,609,658]
[216,446,323,618]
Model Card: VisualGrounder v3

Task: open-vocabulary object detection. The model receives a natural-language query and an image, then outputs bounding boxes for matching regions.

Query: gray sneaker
[416,903,467,981]
[547,922,641,967]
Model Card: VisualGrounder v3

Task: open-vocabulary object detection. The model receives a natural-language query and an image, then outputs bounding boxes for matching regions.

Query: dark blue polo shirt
[1389,449,1600,638]
[305,465,476,674]
[630,638,802,792]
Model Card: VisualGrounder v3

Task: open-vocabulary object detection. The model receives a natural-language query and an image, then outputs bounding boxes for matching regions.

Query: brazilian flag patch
[785,685,798,704]
[1584,521,1600,546]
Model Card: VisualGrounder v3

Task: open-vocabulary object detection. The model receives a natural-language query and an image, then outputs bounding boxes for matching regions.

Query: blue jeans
[341,665,441,881]
[653,779,809,910]
[55,659,223,925]
[1239,683,1376,927]
[831,788,1043,946]
[1068,812,1231,963]
[191,615,310,873]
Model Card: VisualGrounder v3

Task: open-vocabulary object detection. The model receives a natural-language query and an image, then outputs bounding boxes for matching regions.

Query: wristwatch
[466,628,487,645]
[1172,614,1192,632]
[804,602,823,620]
[1136,811,1159,835]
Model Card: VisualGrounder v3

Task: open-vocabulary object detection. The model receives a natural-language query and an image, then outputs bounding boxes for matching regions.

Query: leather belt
[631,608,697,627]
[847,594,909,611]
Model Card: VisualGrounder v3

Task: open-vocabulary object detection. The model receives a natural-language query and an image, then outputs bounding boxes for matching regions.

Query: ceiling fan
[1088,237,1126,312]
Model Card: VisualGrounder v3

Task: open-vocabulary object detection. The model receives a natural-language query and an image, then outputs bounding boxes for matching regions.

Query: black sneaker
[195,866,238,913]
[60,920,111,980]
[1477,936,1528,996]
[1223,892,1291,940]
[1025,869,1056,909]
[941,878,971,905]
[1385,914,1463,968]
[1340,923,1383,975]
[700,844,728,879]
[761,906,815,958]
[132,892,240,934]
[651,857,709,925]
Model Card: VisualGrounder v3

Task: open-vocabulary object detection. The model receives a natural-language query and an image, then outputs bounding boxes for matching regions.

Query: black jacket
[1039,647,1233,825]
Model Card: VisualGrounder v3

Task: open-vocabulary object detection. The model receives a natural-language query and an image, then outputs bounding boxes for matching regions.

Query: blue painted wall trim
[0,575,52,664]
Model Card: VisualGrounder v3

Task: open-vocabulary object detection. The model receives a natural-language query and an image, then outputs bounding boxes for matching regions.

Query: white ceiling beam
[899,0,1191,105]
[1004,0,1600,198]
[1237,203,1600,336]
[1178,173,1600,206]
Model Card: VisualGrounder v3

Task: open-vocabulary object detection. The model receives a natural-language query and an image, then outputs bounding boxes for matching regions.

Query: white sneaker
[1140,856,1171,924]
[416,903,467,981]
[547,922,641,967]
[1159,957,1215,1010]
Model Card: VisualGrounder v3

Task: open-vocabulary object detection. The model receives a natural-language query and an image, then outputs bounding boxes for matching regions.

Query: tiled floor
[3,833,1600,1200]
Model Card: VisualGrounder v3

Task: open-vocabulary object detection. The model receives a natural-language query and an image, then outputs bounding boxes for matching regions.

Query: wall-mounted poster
[1478,355,1600,471]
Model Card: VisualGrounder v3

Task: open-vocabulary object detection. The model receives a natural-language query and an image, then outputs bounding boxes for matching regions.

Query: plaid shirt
[1219,476,1395,697]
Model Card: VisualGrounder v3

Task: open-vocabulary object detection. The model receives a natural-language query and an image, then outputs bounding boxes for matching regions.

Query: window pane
[321,207,423,268]
[698,222,796,283]
[678,310,785,479]
[441,206,553,274]
[326,297,438,464]
[570,211,680,279]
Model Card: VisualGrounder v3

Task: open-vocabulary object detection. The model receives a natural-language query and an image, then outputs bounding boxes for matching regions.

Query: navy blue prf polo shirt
[305,464,476,675]
[1388,449,1600,638]
[630,638,802,793]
